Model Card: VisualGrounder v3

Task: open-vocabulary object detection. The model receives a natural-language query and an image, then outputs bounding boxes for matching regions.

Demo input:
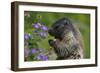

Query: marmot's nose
[48,29,54,36]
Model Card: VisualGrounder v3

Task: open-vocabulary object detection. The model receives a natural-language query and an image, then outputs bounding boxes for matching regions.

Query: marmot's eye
[54,25,59,29]
[56,24,64,29]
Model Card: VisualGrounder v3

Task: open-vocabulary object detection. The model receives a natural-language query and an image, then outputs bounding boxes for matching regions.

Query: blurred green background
[24,11,90,59]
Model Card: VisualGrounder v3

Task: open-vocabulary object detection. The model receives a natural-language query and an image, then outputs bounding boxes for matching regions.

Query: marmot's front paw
[48,39,55,46]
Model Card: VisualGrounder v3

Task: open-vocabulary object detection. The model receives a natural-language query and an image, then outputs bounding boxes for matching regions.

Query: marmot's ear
[63,18,72,25]
[61,18,68,23]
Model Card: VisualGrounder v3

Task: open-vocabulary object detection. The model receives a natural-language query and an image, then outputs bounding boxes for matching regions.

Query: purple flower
[40,32,46,38]
[42,55,48,61]
[33,23,39,29]
[24,34,31,40]
[31,48,37,54]
[42,25,48,31]
[40,49,44,53]
[37,54,48,61]
[37,55,41,60]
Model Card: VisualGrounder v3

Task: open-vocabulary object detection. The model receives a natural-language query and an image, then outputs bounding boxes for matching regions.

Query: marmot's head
[48,18,76,41]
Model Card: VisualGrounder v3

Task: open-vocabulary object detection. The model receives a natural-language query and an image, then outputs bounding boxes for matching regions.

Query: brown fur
[48,18,85,60]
